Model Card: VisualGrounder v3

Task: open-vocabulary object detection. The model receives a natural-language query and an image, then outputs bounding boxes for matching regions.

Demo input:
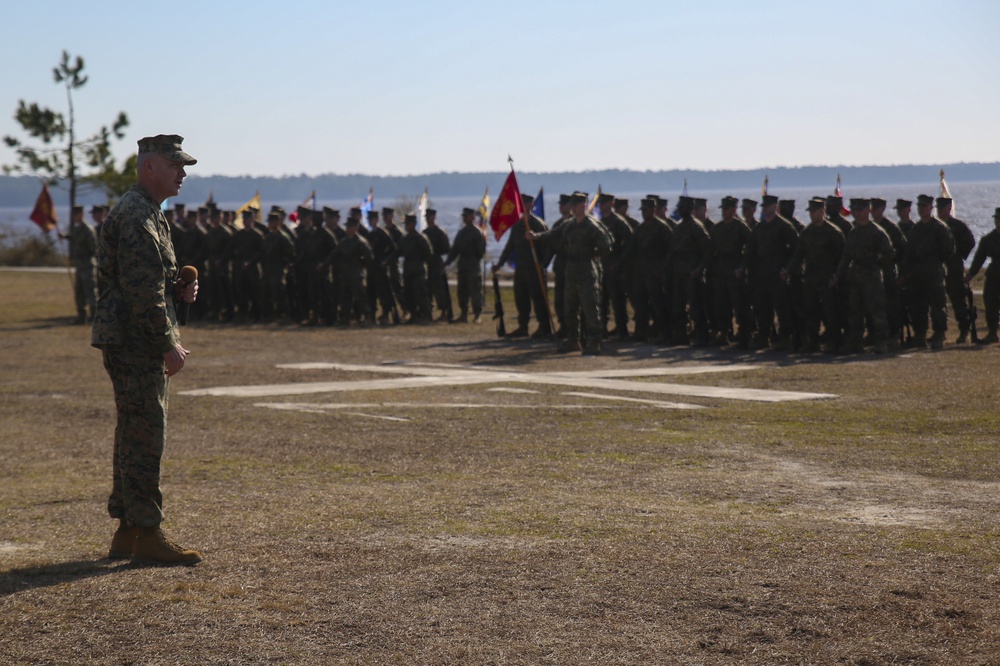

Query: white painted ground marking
[488,387,541,394]
[560,392,704,410]
[256,402,610,412]
[343,412,412,422]
[184,361,837,403]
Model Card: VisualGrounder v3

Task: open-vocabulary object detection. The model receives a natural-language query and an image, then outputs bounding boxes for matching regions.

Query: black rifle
[492,272,506,337]
[898,284,914,348]
[966,284,980,343]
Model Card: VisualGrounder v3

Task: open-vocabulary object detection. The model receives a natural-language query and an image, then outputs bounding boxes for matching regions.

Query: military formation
[109,201,489,329]
[66,188,1000,356]
[499,191,1000,355]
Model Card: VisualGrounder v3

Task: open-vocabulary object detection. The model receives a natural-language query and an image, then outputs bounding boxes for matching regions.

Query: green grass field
[1,269,999,664]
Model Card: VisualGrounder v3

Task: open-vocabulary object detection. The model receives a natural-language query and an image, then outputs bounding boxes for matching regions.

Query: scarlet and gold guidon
[30,182,57,232]
[488,170,524,241]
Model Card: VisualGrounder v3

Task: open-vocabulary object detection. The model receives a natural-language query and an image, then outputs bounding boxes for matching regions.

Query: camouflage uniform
[708,216,752,345]
[836,221,895,352]
[424,224,453,321]
[624,213,672,342]
[176,220,207,321]
[549,214,570,334]
[535,215,611,352]
[967,227,1000,337]
[365,225,397,323]
[668,213,713,345]
[69,220,98,321]
[260,226,295,321]
[599,210,634,337]
[309,224,339,324]
[446,224,487,320]
[874,215,907,345]
[746,214,799,348]
[902,217,954,345]
[292,224,315,322]
[396,228,434,322]
[204,222,233,321]
[787,219,845,352]
[231,223,265,321]
[91,184,182,529]
[941,213,976,338]
[383,218,406,315]
[336,233,373,324]
[496,215,551,335]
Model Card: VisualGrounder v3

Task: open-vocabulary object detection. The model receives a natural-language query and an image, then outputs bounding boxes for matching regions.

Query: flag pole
[46,180,74,290]
[514,156,556,338]
[482,187,488,309]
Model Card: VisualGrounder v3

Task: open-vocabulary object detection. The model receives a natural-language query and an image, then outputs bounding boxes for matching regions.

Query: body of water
[3,181,999,266]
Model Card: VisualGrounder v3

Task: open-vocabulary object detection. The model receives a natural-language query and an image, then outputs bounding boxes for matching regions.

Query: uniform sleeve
[594,223,612,259]
[940,225,956,264]
[445,230,462,265]
[118,216,180,354]
[957,223,976,259]
[785,230,804,275]
[968,241,988,278]
[878,227,895,269]
[835,233,851,280]
[496,228,516,267]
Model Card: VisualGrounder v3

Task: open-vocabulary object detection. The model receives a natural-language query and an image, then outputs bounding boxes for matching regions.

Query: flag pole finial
[507,155,514,171]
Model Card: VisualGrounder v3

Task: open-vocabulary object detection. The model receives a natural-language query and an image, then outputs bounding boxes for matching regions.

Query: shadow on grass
[0,558,154,596]
[0,316,79,332]
[418,335,915,369]
[415,337,558,366]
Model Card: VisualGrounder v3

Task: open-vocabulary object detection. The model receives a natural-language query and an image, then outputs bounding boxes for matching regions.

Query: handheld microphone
[178,265,198,326]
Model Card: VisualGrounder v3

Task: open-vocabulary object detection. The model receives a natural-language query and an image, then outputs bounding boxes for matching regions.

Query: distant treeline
[3,162,999,208]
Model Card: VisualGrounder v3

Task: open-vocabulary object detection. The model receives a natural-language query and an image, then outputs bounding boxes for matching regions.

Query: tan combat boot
[132,527,203,566]
[108,520,139,560]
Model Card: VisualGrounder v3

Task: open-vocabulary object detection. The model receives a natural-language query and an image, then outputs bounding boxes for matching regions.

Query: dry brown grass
[2,269,1000,664]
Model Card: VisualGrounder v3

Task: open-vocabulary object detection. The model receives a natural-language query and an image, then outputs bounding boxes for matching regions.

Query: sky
[1,0,999,178]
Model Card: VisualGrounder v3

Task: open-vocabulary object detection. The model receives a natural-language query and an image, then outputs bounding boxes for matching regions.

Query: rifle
[492,271,506,337]
[966,284,980,344]
[898,283,913,348]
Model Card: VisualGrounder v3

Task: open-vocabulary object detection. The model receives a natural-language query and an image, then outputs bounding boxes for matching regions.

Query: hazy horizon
[2,1,998,178]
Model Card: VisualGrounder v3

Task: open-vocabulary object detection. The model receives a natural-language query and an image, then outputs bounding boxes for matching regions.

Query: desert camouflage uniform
[91,184,182,529]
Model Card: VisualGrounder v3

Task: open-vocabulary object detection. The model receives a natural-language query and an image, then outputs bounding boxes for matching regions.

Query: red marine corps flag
[29,182,58,233]
[488,160,523,241]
